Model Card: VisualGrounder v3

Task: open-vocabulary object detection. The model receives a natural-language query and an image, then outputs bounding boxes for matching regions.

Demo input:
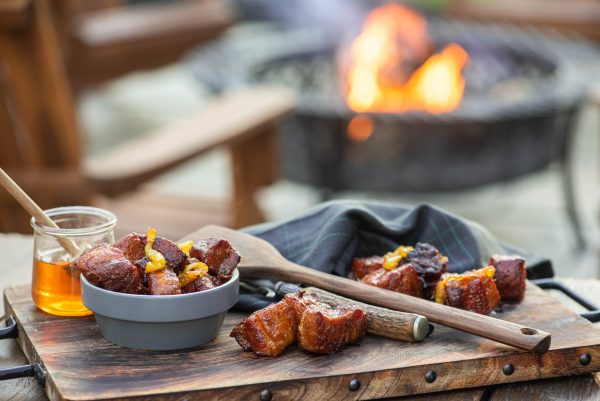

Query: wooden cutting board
[4,281,600,401]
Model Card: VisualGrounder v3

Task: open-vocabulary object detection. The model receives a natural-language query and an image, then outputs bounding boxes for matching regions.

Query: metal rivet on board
[502,364,515,375]
[580,353,592,366]
[425,370,436,383]
[348,378,361,391]
[259,388,272,401]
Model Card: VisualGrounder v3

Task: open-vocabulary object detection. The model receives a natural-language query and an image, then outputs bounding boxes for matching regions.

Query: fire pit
[187,6,599,246]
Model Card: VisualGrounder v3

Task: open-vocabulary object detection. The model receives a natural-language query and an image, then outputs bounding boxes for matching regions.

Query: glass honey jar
[31,206,117,316]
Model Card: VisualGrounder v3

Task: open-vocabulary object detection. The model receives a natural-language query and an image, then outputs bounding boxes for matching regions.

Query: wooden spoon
[186,225,551,354]
[0,168,80,257]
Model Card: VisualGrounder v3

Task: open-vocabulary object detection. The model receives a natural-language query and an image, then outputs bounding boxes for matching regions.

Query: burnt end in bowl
[75,245,143,294]
[189,238,241,282]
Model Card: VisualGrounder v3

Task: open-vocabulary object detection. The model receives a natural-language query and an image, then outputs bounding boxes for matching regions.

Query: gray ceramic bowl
[81,270,239,350]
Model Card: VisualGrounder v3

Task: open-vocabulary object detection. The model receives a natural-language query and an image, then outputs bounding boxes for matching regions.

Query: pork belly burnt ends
[230,300,297,357]
[114,232,186,272]
[75,245,143,294]
[489,255,527,302]
[77,229,241,295]
[353,243,447,299]
[351,256,383,280]
[230,292,366,357]
[189,238,241,283]
[434,266,501,315]
[147,269,181,295]
[285,293,366,355]
[405,243,448,300]
[361,264,423,297]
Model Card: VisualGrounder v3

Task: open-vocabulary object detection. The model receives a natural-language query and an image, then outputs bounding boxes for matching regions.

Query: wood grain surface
[4,278,600,401]
[488,374,600,401]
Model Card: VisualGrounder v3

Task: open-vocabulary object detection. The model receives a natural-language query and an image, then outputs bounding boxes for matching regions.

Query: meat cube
[75,245,143,294]
[230,301,297,357]
[405,243,448,300]
[133,257,151,292]
[296,303,366,355]
[283,292,321,321]
[182,276,215,294]
[489,255,527,302]
[284,292,366,355]
[113,233,145,263]
[149,236,187,273]
[189,238,240,281]
[351,256,383,279]
[147,269,181,295]
[445,278,500,314]
[232,292,367,357]
[361,264,423,297]
[435,266,501,314]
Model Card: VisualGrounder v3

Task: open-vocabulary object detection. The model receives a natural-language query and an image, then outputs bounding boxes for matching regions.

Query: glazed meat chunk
[435,266,501,315]
[181,276,215,294]
[113,233,145,263]
[148,236,187,273]
[284,292,366,355]
[489,255,527,302]
[405,243,448,300]
[189,238,240,282]
[351,256,383,279]
[283,291,320,321]
[296,302,366,355]
[361,264,423,297]
[147,269,181,295]
[133,257,150,291]
[230,301,297,357]
[232,292,367,357]
[75,245,143,294]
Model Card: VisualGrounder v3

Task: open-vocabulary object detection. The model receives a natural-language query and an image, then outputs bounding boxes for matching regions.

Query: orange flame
[346,3,469,114]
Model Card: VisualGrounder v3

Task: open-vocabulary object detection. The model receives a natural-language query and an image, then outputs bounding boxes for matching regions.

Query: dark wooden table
[1,234,599,400]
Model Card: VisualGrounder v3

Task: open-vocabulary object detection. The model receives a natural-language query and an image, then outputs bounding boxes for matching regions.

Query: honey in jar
[30,206,117,316]
[31,248,90,316]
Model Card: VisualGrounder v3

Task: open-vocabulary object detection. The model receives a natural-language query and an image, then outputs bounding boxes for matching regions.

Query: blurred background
[1,0,600,277]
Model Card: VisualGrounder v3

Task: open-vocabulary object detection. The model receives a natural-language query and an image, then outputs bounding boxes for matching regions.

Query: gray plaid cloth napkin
[236,200,552,311]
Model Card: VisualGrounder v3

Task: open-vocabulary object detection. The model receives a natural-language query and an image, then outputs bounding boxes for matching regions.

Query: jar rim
[30,206,117,237]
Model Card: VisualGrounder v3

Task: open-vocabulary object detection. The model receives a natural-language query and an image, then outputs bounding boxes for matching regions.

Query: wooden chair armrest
[84,87,295,196]
[72,0,232,48]
[69,0,234,85]
[0,0,32,29]
[449,0,600,40]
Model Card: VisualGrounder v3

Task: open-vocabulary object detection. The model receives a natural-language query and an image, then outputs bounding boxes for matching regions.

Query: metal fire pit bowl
[187,21,600,246]
[188,21,597,191]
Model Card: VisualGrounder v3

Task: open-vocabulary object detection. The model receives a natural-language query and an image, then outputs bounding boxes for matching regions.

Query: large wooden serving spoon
[185,225,551,354]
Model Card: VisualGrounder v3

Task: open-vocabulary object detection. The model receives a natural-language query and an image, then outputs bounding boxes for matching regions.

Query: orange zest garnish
[178,261,209,287]
[382,245,414,270]
[144,227,166,273]
[177,240,194,257]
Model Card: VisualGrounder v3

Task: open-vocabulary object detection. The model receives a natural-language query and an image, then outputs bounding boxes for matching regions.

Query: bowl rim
[80,268,239,299]
[81,269,240,322]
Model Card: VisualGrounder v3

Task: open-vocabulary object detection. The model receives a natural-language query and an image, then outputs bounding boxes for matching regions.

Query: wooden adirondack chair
[0,0,294,238]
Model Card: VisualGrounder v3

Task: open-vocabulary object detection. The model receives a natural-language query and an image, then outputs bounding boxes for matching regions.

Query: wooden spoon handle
[0,168,80,257]
[240,263,551,353]
[304,287,430,342]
